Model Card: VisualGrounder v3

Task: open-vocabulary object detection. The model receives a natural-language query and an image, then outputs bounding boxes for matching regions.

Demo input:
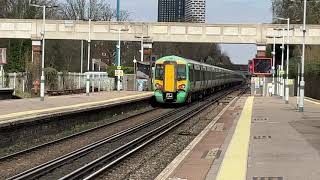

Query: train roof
[158,55,240,75]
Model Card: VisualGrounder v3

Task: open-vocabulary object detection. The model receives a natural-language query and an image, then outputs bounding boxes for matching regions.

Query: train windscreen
[155,64,164,80]
[177,64,186,80]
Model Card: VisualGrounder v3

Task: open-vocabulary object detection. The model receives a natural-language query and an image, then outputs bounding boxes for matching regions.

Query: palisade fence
[2,72,116,95]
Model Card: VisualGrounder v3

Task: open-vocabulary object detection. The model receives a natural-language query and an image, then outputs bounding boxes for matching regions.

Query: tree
[58,0,129,21]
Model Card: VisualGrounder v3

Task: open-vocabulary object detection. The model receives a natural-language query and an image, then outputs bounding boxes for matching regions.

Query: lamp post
[135,36,150,62]
[86,19,91,96]
[117,0,120,21]
[299,0,307,112]
[267,35,282,96]
[297,60,301,109]
[280,28,285,98]
[273,28,285,97]
[29,2,57,101]
[275,17,291,104]
[111,28,129,91]
[133,57,137,91]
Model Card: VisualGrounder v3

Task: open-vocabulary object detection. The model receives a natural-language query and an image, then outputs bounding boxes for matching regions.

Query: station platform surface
[156,96,320,180]
[0,91,153,127]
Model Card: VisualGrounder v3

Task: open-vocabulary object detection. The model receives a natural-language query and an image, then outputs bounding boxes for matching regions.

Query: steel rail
[7,107,186,180]
[62,87,245,180]
[0,108,157,162]
[9,85,247,180]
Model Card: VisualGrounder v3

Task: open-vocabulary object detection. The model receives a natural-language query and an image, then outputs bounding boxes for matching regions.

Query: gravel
[0,108,173,179]
[96,92,239,180]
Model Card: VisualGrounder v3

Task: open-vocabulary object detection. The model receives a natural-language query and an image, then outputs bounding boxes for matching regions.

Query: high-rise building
[185,0,206,23]
[158,0,185,22]
[158,0,206,23]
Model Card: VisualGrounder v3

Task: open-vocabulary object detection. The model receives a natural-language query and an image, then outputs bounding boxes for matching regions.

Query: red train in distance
[252,58,272,76]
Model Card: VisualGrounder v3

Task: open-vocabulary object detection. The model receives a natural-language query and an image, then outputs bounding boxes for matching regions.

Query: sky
[109,0,273,64]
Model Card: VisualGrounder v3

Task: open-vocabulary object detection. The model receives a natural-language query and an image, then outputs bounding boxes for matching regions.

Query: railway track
[0,108,157,161]
[8,86,246,180]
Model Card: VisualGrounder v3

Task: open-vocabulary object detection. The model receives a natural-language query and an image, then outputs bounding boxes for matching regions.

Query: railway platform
[157,96,320,180]
[0,91,153,128]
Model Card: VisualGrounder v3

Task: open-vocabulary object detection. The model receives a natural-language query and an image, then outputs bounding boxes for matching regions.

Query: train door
[164,62,176,93]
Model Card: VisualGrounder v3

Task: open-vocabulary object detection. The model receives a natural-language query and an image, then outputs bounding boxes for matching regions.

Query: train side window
[196,69,200,81]
[189,65,194,82]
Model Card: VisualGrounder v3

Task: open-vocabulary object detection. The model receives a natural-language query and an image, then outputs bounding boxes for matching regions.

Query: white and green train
[152,56,245,104]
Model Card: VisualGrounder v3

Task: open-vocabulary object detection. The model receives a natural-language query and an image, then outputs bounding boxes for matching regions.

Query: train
[152,55,245,104]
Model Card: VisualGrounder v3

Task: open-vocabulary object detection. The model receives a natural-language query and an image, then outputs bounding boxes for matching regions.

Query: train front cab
[154,60,188,104]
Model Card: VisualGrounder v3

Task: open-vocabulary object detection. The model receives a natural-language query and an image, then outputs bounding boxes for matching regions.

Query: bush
[44,67,58,90]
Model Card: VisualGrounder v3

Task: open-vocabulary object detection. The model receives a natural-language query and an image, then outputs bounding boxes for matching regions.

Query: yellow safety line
[305,99,320,105]
[0,92,153,121]
[216,96,254,180]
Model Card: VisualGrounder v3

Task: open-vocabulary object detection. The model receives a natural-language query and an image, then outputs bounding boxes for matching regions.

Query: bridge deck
[1,19,320,44]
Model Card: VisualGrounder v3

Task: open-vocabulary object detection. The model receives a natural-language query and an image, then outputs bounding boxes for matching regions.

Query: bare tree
[58,0,129,21]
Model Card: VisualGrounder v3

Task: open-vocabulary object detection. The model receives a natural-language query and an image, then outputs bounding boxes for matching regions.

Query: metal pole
[98,63,101,92]
[133,57,137,91]
[297,61,300,109]
[141,38,144,62]
[86,19,91,96]
[80,40,83,73]
[299,0,306,112]
[117,0,120,21]
[280,28,285,99]
[92,61,94,92]
[285,18,290,104]
[117,29,121,91]
[87,19,91,72]
[277,65,280,96]
[0,65,3,88]
[40,5,46,101]
[31,49,34,63]
[272,35,276,95]
[13,72,16,95]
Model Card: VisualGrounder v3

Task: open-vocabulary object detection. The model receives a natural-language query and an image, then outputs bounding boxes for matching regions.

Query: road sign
[115,70,124,76]
[117,66,122,70]
[0,48,7,64]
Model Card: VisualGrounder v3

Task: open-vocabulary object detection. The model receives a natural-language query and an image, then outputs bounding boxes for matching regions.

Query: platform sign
[0,48,7,65]
[115,70,124,76]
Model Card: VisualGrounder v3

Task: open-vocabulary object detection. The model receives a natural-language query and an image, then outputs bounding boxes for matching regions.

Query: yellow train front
[153,56,244,104]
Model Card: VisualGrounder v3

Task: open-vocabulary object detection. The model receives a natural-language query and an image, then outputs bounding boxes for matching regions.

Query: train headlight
[178,84,186,90]
[156,83,163,90]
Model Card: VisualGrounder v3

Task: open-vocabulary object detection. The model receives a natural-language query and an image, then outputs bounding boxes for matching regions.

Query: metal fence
[1,72,115,95]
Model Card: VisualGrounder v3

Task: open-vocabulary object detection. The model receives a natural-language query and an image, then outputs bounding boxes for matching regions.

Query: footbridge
[1,19,320,45]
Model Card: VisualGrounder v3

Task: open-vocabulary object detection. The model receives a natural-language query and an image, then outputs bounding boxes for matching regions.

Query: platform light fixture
[110,28,129,92]
[274,17,292,104]
[29,0,58,101]
[266,35,282,96]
